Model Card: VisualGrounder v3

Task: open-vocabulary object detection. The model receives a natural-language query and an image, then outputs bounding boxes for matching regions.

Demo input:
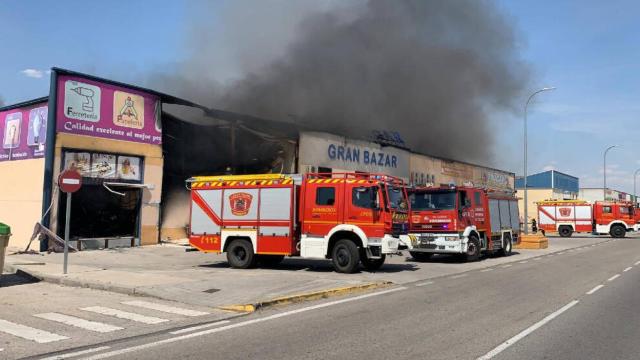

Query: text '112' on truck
[402,185,520,261]
[187,173,409,273]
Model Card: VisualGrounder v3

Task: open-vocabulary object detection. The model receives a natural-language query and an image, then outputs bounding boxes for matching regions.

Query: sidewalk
[3,235,616,311]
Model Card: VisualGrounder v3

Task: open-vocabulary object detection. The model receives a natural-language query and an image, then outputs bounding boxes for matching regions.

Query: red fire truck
[402,186,520,261]
[187,173,409,273]
[537,200,636,238]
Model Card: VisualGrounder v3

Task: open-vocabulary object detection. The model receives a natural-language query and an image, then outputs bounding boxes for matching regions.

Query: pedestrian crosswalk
[80,306,170,325]
[0,300,212,347]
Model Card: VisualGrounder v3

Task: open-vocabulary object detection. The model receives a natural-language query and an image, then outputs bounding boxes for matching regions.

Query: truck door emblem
[559,207,572,216]
[229,192,253,216]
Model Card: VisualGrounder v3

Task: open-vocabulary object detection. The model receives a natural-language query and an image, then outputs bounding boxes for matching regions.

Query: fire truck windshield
[410,191,456,211]
[388,186,407,210]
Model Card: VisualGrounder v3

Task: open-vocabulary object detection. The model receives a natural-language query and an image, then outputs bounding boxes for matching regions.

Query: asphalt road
[30,236,639,360]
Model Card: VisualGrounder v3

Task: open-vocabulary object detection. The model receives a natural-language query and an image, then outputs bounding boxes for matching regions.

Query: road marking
[607,274,621,282]
[415,281,434,287]
[586,285,604,295]
[122,301,209,317]
[518,261,528,264]
[635,260,640,266]
[0,319,68,343]
[591,244,596,247]
[169,320,231,335]
[80,307,169,325]
[81,287,407,360]
[480,268,494,272]
[533,257,542,261]
[557,252,565,255]
[547,254,554,257]
[451,274,468,279]
[623,267,632,272]
[34,313,123,333]
[39,346,111,360]
[476,300,579,360]
[501,264,512,268]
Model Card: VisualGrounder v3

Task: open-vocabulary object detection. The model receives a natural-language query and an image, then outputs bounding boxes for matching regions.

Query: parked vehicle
[537,200,635,238]
[402,186,520,262]
[187,173,409,273]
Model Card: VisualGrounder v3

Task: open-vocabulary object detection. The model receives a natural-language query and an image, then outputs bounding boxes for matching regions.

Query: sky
[1,0,639,193]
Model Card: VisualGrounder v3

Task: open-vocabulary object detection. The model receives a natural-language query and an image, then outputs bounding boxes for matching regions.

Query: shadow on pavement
[405,252,522,264]
[199,258,420,273]
[0,271,39,288]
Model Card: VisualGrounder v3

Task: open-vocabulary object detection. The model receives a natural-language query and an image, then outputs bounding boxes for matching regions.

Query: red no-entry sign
[58,170,82,193]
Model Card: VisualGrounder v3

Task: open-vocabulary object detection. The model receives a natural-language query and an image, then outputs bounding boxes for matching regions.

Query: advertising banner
[63,150,143,181]
[0,102,48,162]
[56,75,162,145]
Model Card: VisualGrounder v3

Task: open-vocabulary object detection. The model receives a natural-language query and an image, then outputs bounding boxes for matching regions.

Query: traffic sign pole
[63,193,71,274]
[58,169,82,275]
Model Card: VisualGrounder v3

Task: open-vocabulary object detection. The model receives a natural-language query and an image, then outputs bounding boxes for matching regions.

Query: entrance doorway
[58,184,142,249]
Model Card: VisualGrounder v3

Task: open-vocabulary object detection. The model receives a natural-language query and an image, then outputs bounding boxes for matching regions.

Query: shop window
[316,187,335,206]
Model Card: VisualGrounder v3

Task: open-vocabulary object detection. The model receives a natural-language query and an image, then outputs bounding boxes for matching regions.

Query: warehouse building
[515,170,579,223]
[0,68,514,251]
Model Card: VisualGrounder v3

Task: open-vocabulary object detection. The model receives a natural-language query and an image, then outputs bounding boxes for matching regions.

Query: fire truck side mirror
[370,186,380,210]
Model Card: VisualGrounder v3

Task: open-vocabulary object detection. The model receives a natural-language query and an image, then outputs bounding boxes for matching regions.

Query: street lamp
[523,87,556,234]
[634,168,640,206]
[603,145,619,200]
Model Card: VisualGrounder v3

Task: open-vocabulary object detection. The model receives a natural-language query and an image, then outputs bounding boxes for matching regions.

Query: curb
[218,281,393,313]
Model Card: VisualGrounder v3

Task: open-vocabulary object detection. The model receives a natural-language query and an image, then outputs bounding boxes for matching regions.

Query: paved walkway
[3,235,620,310]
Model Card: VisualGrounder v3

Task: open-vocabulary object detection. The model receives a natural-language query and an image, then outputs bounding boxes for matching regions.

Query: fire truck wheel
[465,235,481,262]
[410,252,433,262]
[361,253,386,271]
[331,239,361,273]
[498,235,512,257]
[226,239,257,269]
[558,226,573,238]
[610,225,626,238]
[258,255,285,267]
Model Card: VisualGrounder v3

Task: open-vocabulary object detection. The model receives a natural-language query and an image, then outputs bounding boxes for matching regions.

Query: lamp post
[603,145,619,201]
[634,168,640,206]
[523,87,556,234]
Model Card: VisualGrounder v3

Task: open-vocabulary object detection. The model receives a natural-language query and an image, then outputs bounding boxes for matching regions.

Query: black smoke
[157,0,529,164]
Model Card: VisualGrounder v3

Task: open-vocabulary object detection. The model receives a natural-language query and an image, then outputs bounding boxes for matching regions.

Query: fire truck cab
[593,201,635,237]
[402,186,520,261]
[187,173,409,273]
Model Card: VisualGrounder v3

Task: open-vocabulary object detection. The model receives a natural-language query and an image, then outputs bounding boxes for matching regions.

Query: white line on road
[518,261,528,264]
[480,268,494,272]
[476,300,579,360]
[39,346,111,360]
[607,274,621,282]
[0,319,68,343]
[415,281,434,287]
[451,274,468,279]
[624,267,633,272]
[547,254,554,257]
[34,313,123,333]
[586,285,604,295]
[80,307,169,325]
[501,264,512,268]
[635,260,640,266]
[81,287,408,360]
[122,301,209,317]
[533,258,542,261]
[169,320,231,335]
[557,252,565,255]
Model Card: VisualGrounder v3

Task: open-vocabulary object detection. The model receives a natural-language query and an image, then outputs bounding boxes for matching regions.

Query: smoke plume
[158,0,529,164]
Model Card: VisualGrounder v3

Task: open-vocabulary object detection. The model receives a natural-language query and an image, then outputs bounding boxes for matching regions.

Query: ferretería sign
[298,132,410,178]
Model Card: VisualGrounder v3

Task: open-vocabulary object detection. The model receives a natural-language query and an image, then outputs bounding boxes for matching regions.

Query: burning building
[0,68,514,251]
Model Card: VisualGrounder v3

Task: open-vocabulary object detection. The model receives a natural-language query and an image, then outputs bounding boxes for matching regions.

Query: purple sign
[56,75,162,145]
[0,102,48,162]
